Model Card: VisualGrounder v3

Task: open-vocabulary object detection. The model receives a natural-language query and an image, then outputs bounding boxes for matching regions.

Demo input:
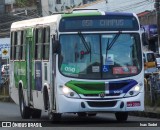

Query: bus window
[15,31,22,60]
[22,31,26,60]
[43,27,50,60]
[10,32,14,60]
[13,32,17,60]
[35,28,43,60]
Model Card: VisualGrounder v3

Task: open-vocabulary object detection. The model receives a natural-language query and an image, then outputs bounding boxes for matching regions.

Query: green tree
[15,0,28,7]
[15,0,36,7]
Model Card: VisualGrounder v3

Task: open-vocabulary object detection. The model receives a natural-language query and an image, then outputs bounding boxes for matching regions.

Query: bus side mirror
[53,40,61,54]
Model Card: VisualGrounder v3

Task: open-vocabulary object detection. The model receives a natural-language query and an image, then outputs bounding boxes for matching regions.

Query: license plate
[127,101,141,107]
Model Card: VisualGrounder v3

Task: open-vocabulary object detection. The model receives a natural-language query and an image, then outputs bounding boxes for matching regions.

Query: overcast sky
[84,0,154,14]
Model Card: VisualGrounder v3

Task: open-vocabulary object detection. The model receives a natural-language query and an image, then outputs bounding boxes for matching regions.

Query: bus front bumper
[57,92,144,113]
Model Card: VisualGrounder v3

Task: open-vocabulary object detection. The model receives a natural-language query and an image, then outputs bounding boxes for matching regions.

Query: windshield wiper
[78,32,91,61]
[106,31,121,57]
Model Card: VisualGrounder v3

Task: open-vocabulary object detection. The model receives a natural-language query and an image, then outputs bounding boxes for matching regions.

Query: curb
[129,111,160,119]
[0,96,13,102]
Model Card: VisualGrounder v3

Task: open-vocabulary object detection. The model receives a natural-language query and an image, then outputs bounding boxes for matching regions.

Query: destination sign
[59,15,139,32]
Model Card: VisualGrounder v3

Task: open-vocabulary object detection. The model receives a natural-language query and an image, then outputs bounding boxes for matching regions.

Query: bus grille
[83,93,120,97]
[87,101,117,107]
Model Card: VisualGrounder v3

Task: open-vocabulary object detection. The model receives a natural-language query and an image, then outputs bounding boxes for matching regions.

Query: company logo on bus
[99,92,105,98]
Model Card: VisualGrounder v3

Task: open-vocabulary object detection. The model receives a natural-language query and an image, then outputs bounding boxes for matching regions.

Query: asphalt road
[0,102,160,130]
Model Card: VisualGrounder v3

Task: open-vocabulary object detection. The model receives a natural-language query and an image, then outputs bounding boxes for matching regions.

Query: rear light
[127,101,141,107]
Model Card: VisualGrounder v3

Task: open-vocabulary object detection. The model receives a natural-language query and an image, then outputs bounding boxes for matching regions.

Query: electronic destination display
[59,15,139,32]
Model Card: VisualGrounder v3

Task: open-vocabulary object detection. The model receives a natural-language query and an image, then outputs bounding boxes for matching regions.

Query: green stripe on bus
[65,80,105,94]
[62,12,101,17]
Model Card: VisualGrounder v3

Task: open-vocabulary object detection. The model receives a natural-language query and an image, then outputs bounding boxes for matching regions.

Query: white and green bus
[10,9,144,121]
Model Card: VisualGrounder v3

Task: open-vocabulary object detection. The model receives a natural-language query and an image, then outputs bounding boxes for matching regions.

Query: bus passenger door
[50,36,59,110]
[26,29,34,105]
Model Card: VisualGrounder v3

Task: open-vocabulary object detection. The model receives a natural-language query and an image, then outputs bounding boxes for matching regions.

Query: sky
[83,0,155,14]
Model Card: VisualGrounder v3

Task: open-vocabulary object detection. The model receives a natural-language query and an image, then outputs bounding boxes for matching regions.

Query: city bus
[10,9,144,121]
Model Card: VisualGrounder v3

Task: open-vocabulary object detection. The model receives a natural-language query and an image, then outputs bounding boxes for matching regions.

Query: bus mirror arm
[53,40,61,54]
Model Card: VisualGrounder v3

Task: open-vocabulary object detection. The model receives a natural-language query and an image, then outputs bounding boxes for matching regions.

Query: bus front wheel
[19,89,31,119]
[115,112,128,122]
[77,112,87,117]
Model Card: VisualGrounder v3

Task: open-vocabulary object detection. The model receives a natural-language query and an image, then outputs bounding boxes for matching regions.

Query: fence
[145,72,160,107]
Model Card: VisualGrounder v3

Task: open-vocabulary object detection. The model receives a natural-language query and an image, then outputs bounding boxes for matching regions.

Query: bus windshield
[59,33,142,79]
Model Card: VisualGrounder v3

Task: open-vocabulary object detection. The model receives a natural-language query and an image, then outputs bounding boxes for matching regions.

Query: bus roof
[62,10,136,17]
[11,10,138,31]
[11,14,60,31]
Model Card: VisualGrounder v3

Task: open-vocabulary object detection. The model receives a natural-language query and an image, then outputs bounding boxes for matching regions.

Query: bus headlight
[62,86,80,98]
[124,84,142,97]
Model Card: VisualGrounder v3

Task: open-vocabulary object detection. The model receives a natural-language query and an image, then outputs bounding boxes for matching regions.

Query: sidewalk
[130,106,160,118]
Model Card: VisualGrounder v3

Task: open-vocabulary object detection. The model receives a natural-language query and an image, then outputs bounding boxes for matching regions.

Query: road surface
[0,102,160,130]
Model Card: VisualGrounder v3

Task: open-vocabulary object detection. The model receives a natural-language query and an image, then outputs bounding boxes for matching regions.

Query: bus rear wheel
[19,89,31,119]
[115,112,128,122]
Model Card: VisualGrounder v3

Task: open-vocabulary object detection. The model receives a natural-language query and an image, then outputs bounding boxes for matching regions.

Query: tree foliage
[15,0,27,7]
[15,0,37,7]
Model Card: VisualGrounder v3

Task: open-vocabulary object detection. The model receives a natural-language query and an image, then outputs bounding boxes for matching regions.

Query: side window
[35,28,43,60]
[147,53,155,62]
[14,32,17,60]
[15,31,21,60]
[56,0,61,4]
[22,31,26,60]
[43,27,50,60]
[10,32,14,60]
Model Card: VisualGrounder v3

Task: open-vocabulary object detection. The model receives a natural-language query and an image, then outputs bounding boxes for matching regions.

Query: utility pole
[155,0,160,54]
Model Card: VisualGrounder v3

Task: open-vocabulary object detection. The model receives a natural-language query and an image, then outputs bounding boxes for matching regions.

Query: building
[0,0,40,38]
[0,0,15,14]
[39,0,99,16]
[138,10,156,25]
[137,11,158,53]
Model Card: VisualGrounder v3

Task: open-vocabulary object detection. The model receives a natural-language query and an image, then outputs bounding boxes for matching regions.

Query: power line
[117,1,153,12]
[107,0,153,12]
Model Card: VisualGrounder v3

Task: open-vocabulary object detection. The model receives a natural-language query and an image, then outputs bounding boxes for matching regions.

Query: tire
[49,112,62,122]
[88,113,97,116]
[77,112,87,117]
[115,112,128,122]
[31,108,42,119]
[19,89,31,119]
[44,88,49,110]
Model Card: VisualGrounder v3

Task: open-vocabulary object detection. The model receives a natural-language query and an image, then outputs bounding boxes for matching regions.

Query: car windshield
[59,33,142,79]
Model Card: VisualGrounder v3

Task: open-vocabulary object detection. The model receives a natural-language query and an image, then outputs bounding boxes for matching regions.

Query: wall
[5,0,15,4]
[138,11,156,25]
[41,0,49,16]
[48,0,83,14]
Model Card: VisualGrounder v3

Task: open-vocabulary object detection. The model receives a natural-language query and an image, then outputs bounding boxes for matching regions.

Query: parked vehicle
[143,51,157,76]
